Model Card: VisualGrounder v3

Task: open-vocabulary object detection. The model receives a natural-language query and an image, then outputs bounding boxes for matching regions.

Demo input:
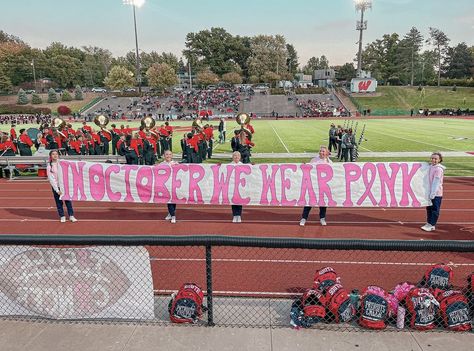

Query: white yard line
[369,129,458,151]
[269,123,290,153]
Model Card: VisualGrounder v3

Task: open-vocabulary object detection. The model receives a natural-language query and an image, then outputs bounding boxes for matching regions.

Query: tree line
[0,26,473,93]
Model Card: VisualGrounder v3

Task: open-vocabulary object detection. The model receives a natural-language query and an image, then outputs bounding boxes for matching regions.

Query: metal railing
[0,235,473,331]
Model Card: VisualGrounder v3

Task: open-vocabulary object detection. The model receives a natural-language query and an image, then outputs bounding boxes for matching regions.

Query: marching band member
[0,134,18,178]
[110,124,121,156]
[124,134,140,165]
[230,151,244,223]
[18,129,33,156]
[81,121,92,134]
[161,150,177,223]
[47,149,77,223]
[158,124,170,156]
[299,146,332,227]
[99,128,112,155]
[164,122,173,151]
[143,132,157,165]
[204,124,214,159]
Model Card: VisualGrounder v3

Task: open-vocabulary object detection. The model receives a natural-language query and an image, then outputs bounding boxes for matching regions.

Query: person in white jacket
[299,146,332,226]
[421,152,445,232]
[46,150,77,223]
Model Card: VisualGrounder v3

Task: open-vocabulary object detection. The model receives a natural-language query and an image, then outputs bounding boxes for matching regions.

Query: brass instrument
[51,117,67,138]
[141,116,158,138]
[94,114,110,129]
[235,113,252,141]
[192,118,203,132]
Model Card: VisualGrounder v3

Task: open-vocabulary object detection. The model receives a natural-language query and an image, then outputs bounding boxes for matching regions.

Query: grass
[2,117,473,176]
[353,86,474,111]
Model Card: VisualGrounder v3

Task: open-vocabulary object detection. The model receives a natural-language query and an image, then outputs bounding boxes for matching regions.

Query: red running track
[0,177,473,295]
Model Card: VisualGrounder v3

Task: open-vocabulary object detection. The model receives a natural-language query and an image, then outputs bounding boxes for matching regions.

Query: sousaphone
[141,116,158,138]
[235,113,252,140]
[94,114,110,129]
[192,118,203,132]
[51,117,67,138]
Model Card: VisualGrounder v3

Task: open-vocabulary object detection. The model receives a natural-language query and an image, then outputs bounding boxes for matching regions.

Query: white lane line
[1,206,474,212]
[269,123,290,153]
[2,219,474,225]
[369,129,457,151]
[150,258,474,266]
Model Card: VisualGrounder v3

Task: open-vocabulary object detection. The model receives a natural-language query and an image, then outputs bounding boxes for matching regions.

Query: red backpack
[405,287,439,330]
[323,283,354,323]
[421,264,453,290]
[313,266,340,291]
[168,283,204,323]
[300,288,327,319]
[358,286,389,330]
[434,289,472,332]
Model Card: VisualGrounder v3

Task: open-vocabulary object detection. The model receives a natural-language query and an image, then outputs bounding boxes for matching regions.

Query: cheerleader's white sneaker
[299,218,306,226]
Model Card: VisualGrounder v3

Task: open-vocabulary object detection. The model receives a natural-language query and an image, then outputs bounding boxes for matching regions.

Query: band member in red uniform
[91,131,102,155]
[18,129,33,156]
[204,124,214,159]
[124,134,140,165]
[0,134,18,178]
[110,124,121,155]
[81,122,92,134]
[143,132,157,165]
[99,128,112,155]
[10,124,17,140]
[117,134,126,156]
[164,122,173,151]
[158,124,170,156]
[47,150,77,223]
[161,150,177,223]
[138,126,147,140]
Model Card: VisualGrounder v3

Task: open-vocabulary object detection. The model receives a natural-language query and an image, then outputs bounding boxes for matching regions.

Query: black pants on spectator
[231,205,242,216]
[301,206,327,220]
[52,188,74,218]
[328,137,337,153]
[167,203,176,216]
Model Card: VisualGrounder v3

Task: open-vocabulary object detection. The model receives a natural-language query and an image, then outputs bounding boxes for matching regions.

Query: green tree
[361,33,401,83]
[183,28,248,76]
[286,44,299,74]
[61,90,72,101]
[74,85,84,100]
[31,92,42,104]
[402,27,423,85]
[336,63,356,80]
[81,46,113,87]
[0,68,13,93]
[249,75,259,84]
[17,88,29,104]
[196,69,219,86]
[222,72,243,85]
[303,55,329,75]
[104,65,135,90]
[47,88,58,103]
[47,54,83,87]
[444,42,473,79]
[146,63,178,91]
[426,27,450,86]
[247,35,287,79]
[261,71,280,87]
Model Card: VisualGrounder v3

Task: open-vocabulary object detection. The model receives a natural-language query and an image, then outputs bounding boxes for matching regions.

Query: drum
[26,127,41,141]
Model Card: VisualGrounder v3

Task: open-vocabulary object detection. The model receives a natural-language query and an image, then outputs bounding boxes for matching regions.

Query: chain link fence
[0,235,473,331]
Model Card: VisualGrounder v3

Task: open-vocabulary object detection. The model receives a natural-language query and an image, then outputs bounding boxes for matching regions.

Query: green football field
[3,117,474,176]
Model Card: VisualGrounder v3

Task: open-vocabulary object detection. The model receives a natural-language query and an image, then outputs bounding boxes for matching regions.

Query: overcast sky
[2,0,473,66]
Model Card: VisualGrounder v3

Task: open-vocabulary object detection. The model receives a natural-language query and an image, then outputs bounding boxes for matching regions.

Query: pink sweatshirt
[310,156,333,165]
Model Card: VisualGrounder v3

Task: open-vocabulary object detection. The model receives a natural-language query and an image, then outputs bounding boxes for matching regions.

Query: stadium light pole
[355,0,372,78]
[123,0,145,93]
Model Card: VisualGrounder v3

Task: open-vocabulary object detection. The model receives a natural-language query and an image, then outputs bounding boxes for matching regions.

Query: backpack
[434,289,471,332]
[168,283,204,323]
[359,286,389,330]
[405,287,439,330]
[290,289,326,328]
[420,264,453,290]
[323,283,354,323]
[313,266,340,292]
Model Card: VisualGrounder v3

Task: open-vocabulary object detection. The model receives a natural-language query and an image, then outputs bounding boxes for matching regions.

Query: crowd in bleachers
[166,89,241,114]
[0,114,52,125]
[296,98,347,117]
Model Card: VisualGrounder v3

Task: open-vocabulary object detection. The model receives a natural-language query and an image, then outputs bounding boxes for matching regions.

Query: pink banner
[58,161,431,207]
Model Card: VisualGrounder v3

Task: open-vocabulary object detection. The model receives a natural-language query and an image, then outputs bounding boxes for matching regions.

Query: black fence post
[205,244,214,326]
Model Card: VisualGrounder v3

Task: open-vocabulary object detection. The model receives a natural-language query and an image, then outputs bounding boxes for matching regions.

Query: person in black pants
[328,124,337,153]
[230,151,243,223]
[161,150,177,223]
